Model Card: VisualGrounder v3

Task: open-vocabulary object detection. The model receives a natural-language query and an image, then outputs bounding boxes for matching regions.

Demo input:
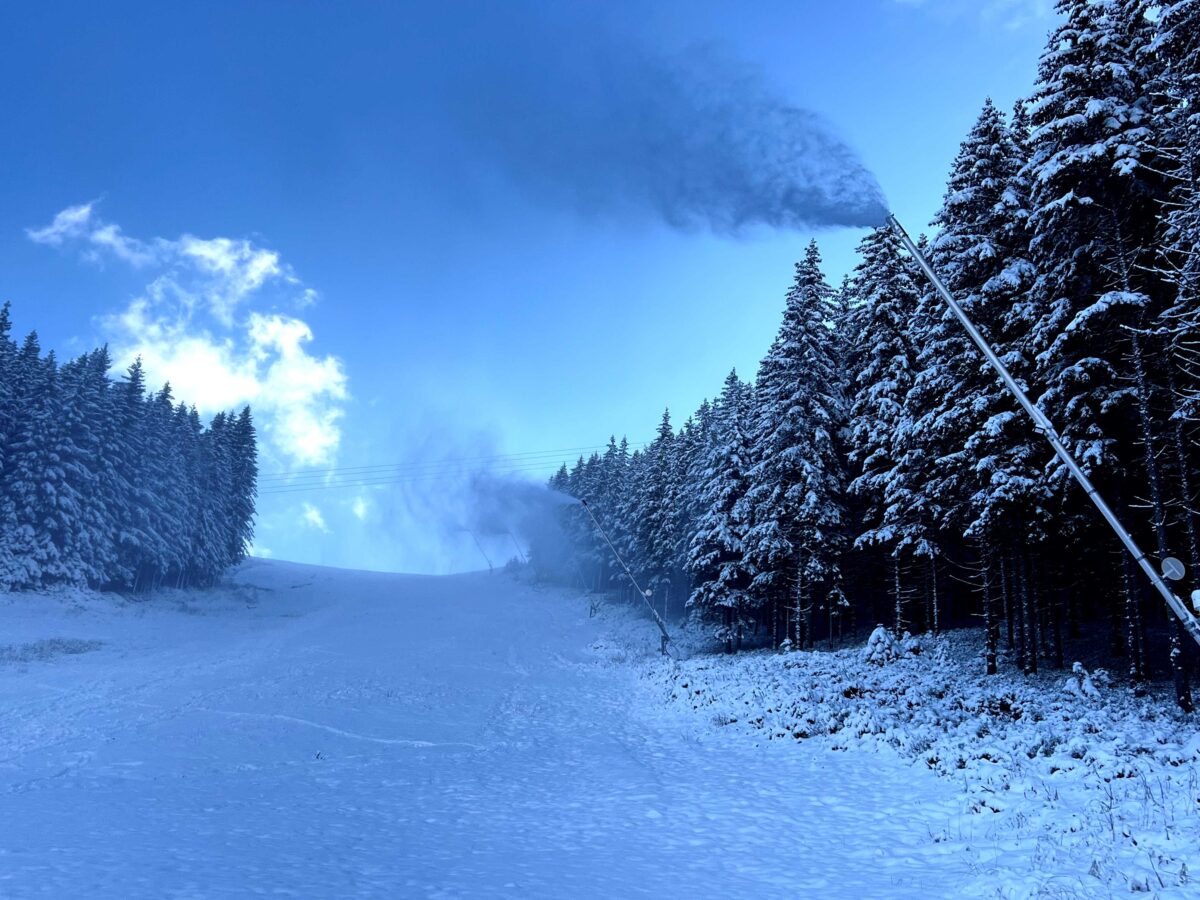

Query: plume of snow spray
[451,38,887,232]
[465,473,578,540]
[458,473,580,573]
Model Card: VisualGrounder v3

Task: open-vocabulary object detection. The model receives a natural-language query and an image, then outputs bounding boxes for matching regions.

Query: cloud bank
[28,202,347,467]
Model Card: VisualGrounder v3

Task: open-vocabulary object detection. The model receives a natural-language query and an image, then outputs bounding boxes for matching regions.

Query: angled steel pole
[580,498,672,650]
[887,214,1200,649]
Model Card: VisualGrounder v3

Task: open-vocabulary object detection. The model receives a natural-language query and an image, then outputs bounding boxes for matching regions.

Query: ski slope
[0,560,970,898]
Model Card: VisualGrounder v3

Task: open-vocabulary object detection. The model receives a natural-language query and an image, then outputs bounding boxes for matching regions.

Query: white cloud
[178,236,284,323]
[29,202,348,467]
[26,202,96,246]
[301,503,330,532]
[29,201,303,324]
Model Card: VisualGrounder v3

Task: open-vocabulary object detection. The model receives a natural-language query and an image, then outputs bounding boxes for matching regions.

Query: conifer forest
[0,303,258,593]
[541,0,1200,710]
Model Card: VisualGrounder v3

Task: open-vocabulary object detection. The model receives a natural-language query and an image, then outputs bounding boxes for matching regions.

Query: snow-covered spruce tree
[1023,0,1147,493]
[536,462,584,585]
[1131,0,1200,709]
[664,413,702,615]
[1150,0,1200,611]
[146,384,192,587]
[687,369,755,651]
[846,228,923,634]
[53,350,115,585]
[882,262,944,635]
[614,448,649,598]
[1022,0,1191,694]
[0,335,65,587]
[636,410,684,612]
[564,452,607,589]
[739,242,847,649]
[581,437,624,589]
[227,406,258,569]
[674,407,712,589]
[909,98,1046,665]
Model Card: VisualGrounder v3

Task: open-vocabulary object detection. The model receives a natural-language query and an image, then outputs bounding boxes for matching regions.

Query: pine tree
[687,370,755,650]
[740,241,847,648]
[846,228,923,631]
[229,406,258,567]
[1023,0,1158,496]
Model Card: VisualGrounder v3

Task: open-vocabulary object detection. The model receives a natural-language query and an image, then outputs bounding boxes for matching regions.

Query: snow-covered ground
[0,560,979,899]
[2,562,1193,898]
[635,624,1200,898]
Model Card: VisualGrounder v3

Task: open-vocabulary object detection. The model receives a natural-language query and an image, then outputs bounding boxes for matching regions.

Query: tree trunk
[1130,326,1192,710]
[1168,366,1199,712]
[1123,554,1148,685]
[1018,552,1036,675]
[794,565,804,648]
[1001,554,1014,653]
[929,557,940,636]
[1051,585,1065,671]
[1168,365,1200,581]
[983,548,998,675]
[893,554,904,635]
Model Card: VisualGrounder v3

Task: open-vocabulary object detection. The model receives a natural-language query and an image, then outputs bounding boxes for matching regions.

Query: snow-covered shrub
[863,624,900,665]
[900,630,924,657]
[1064,661,1100,701]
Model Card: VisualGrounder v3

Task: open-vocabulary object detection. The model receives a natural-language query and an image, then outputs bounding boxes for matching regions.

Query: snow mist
[451,38,888,232]
[360,428,578,574]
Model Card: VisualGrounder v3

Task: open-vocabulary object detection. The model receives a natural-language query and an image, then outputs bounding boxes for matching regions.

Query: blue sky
[0,1,1053,572]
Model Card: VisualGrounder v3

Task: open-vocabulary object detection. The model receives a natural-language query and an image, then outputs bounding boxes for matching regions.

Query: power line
[257,448,625,486]
[258,461,583,496]
[257,441,650,484]
[256,441,652,496]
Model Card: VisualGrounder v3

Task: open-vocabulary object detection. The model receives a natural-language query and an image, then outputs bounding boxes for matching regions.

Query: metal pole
[579,498,672,649]
[462,528,493,574]
[887,213,1200,648]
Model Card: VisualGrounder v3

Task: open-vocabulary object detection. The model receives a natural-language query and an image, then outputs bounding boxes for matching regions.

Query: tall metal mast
[580,498,672,651]
[887,214,1200,648]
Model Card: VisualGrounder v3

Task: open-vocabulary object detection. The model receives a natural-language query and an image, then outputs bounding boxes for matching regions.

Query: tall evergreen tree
[687,370,755,650]
[846,228,923,630]
[740,241,847,647]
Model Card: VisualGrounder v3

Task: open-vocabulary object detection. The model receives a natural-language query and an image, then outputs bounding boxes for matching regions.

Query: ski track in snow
[0,560,982,898]
[192,709,482,750]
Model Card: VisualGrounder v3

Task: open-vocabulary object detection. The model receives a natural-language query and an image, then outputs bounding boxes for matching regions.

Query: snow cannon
[886,214,1200,650]
[579,498,672,653]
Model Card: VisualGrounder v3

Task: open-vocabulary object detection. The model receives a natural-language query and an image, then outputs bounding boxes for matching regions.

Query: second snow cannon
[579,498,672,653]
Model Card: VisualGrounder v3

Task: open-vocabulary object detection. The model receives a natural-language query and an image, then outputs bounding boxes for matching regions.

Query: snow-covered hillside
[0,560,973,898]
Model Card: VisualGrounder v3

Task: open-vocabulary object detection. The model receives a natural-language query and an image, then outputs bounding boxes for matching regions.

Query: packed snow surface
[0,560,983,898]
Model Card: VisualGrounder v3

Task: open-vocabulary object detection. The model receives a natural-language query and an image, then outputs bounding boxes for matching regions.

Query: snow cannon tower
[886,214,1200,651]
